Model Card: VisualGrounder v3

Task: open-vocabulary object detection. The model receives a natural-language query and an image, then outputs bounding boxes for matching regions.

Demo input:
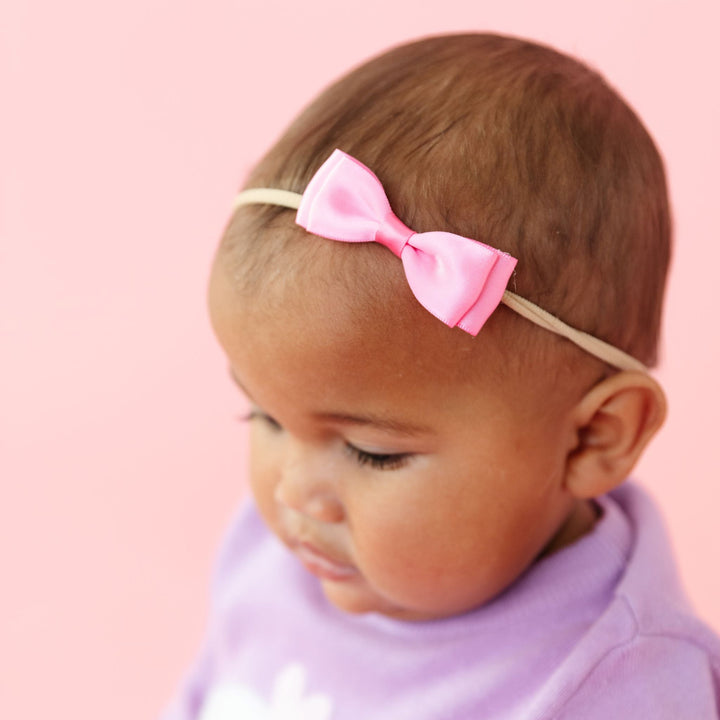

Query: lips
[291,541,358,582]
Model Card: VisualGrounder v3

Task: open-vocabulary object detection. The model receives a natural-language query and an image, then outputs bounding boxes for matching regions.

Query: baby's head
[208,33,670,621]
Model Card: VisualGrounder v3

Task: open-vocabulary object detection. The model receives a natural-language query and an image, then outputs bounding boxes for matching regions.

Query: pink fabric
[296,150,518,335]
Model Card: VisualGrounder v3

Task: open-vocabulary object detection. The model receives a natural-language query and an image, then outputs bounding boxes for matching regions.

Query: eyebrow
[312,412,431,436]
[227,367,432,437]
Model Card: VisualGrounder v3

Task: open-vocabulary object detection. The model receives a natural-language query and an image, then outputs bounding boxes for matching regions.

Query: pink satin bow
[296,149,517,335]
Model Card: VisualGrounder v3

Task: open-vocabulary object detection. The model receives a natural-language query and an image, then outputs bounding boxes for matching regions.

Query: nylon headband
[232,188,648,373]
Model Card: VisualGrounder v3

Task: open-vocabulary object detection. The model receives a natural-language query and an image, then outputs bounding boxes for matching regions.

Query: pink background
[1,1,718,717]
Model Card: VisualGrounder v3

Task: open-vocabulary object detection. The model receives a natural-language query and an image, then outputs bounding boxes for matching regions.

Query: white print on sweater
[198,663,334,720]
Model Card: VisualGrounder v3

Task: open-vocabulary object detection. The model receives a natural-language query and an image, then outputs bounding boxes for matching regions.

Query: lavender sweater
[163,483,720,719]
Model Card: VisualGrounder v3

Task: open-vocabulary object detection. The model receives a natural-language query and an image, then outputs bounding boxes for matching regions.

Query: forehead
[208,229,518,420]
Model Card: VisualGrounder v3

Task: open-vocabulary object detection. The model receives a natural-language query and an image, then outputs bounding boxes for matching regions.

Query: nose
[274,439,345,524]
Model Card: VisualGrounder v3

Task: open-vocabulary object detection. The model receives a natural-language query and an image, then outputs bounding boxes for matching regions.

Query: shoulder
[209,496,281,603]
[552,597,720,719]
[545,483,720,719]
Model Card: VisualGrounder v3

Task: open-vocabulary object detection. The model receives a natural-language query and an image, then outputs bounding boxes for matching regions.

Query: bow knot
[377,210,413,257]
[296,149,517,335]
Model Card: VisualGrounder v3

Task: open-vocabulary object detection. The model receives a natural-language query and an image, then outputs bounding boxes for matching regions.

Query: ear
[565,371,667,499]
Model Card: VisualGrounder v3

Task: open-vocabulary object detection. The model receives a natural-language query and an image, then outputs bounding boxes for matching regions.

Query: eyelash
[238,411,411,471]
[240,410,281,431]
[346,446,411,471]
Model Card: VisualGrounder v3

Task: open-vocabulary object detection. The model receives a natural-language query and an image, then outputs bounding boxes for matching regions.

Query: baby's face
[208,251,595,622]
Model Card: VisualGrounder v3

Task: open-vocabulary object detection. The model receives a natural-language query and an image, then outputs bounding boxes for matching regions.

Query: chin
[321,580,400,617]
[321,581,450,622]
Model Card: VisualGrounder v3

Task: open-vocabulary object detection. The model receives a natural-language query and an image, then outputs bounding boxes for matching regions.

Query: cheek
[348,483,486,602]
[345,455,565,613]
[247,431,281,527]
[351,514,496,616]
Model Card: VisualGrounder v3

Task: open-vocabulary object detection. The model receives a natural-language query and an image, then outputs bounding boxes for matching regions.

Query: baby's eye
[345,444,411,471]
[239,410,282,432]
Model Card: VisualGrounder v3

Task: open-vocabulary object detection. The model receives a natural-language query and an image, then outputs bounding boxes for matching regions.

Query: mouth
[291,541,358,582]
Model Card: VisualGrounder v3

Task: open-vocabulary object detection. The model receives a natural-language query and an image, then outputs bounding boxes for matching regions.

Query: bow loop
[296,149,517,335]
[297,150,401,244]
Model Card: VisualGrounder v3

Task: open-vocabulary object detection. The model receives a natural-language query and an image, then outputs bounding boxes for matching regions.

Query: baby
[164,33,720,719]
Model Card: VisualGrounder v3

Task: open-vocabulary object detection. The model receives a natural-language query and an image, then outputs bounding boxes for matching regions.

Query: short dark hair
[222,33,671,367]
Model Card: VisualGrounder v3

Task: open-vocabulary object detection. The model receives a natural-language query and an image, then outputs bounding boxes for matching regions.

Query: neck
[538,499,600,560]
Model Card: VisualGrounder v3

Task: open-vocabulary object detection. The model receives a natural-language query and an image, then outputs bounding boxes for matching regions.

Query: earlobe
[565,372,667,499]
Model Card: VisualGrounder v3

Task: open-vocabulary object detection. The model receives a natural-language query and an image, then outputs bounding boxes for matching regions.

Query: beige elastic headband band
[233,188,648,373]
